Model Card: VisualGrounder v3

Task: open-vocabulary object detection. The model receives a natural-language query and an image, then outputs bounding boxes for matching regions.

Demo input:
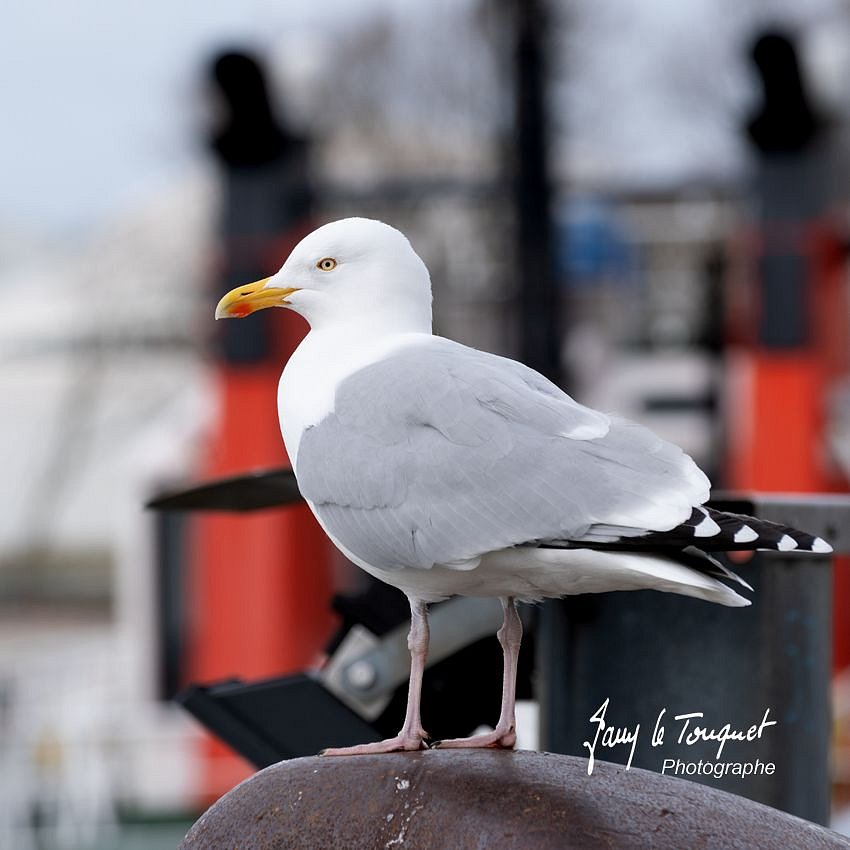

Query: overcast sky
[0,0,400,233]
[2,0,847,237]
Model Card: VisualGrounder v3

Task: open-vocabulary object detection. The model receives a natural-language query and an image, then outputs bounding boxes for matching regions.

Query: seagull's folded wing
[296,338,710,570]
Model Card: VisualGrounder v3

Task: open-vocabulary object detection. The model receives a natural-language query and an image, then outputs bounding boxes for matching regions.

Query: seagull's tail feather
[504,545,750,607]
[608,547,751,607]
[509,547,751,607]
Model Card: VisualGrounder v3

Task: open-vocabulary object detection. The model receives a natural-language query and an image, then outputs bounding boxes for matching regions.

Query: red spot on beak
[232,304,252,318]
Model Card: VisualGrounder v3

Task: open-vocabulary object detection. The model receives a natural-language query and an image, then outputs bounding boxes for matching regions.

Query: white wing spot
[561,421,609,440]
[812,537,833,553]
[693,509,721,538]
[778,534,797,551]
[734,525,758,543]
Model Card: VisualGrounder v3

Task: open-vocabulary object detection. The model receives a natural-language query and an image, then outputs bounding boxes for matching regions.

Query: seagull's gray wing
[296,338,710,570]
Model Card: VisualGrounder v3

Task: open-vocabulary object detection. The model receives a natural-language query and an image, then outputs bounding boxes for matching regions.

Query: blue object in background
[555,195,635,290]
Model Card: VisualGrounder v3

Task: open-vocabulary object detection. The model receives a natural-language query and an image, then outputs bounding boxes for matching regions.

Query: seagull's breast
[277,329,430,466]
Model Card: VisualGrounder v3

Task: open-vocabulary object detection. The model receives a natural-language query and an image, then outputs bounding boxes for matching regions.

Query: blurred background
[3,0,850,846]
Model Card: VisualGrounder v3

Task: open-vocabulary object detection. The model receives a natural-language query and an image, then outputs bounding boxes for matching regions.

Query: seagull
[215,218,832,755]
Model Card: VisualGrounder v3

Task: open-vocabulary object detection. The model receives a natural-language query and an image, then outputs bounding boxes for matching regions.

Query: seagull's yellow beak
[214,278,299,319]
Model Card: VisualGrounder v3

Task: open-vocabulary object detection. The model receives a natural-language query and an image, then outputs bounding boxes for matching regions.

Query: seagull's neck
[278,320,433,466]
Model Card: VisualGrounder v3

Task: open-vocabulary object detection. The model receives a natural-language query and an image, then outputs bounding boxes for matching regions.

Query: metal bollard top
[180,750,850,849]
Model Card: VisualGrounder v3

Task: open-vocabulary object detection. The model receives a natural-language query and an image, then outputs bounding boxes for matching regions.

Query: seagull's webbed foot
[321,732,428,757]
[432,726,516,750]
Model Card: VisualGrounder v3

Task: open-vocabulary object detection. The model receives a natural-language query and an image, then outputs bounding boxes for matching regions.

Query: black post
[537,495,841,825]
[745,30,828,350]
[209,50,313,364]
[512,0,561,385]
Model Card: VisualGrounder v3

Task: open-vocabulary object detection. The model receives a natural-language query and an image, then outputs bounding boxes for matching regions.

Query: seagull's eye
[317,257,338,272]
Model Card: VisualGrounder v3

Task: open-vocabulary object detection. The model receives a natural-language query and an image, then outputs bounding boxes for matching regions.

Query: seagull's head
[215,218,433,332]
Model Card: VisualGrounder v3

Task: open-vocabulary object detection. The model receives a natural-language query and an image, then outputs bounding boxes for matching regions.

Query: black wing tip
[540,506,834,556]
[705,508,833,554]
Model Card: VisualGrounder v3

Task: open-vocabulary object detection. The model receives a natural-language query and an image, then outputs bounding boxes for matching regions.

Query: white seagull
[215,218,832,755]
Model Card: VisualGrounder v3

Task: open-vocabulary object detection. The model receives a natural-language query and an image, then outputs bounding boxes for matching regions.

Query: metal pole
[512,0,561,385]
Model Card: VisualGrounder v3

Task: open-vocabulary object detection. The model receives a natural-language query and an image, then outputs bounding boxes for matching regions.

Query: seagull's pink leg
[322,596,429,756]
[434,596,521,749]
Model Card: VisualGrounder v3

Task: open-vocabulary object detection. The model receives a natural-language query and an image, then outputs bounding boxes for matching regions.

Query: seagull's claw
[320,734,428,756]
[431,727,516,750]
